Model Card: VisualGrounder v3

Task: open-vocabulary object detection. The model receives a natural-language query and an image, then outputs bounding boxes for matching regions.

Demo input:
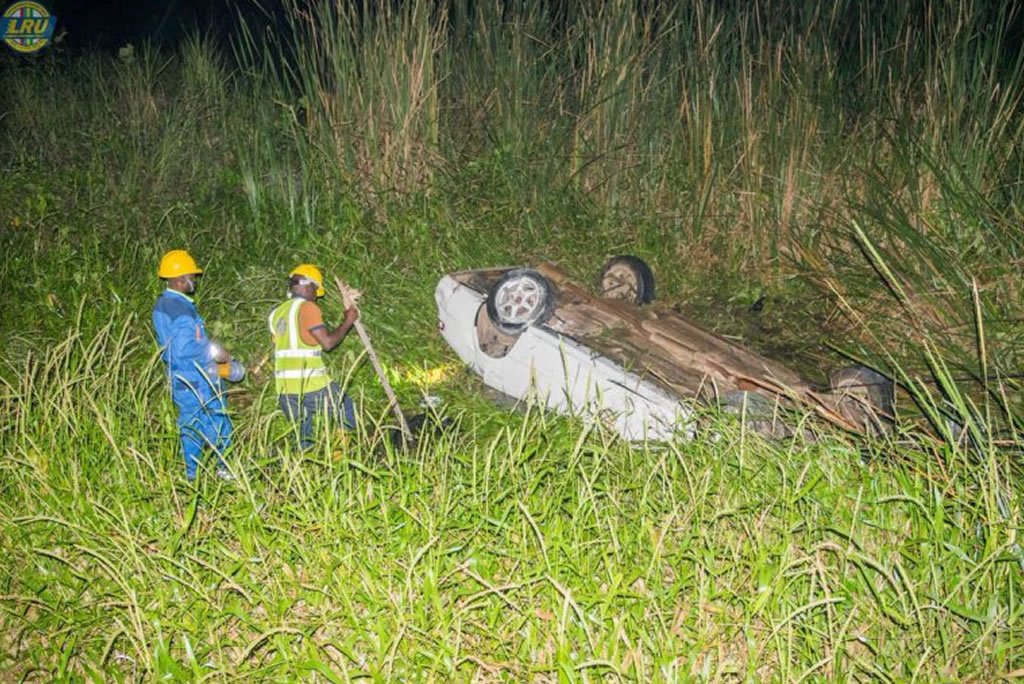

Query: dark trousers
[278,382,356,450]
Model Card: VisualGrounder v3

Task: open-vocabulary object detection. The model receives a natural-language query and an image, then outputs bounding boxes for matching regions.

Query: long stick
[335,277,412,446]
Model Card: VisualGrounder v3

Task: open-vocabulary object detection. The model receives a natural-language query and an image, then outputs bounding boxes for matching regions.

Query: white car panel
[436,274,693,441]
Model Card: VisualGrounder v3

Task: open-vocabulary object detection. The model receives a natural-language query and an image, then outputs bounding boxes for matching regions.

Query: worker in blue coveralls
[152,250,242,481]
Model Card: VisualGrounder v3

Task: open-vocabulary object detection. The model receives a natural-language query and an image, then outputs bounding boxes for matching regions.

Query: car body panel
[436,273,692,441]
[437,262,883,440]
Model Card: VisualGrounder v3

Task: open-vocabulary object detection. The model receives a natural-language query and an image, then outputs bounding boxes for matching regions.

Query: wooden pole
[335,277,413,446]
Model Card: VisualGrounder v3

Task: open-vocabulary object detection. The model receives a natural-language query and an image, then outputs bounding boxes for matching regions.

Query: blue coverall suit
[152,289,232,479]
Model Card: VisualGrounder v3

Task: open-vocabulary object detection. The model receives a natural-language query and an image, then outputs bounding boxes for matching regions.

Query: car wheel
[830,365,894,436]
[598,255,655,305]
[486,269,555,335]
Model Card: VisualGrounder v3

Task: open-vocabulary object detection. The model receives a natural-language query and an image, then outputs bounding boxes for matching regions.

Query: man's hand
[315,277,363,352]
[209,341,231,364]
[312,305,360,353]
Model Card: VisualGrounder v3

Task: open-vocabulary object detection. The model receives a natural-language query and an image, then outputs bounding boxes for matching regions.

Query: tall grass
[237,0,446,200]
[1,315,1021,679]
[229,0,1024,384]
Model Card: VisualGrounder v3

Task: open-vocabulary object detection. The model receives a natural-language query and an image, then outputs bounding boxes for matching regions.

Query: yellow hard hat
[158,250,203,279]
[290,263,325,297]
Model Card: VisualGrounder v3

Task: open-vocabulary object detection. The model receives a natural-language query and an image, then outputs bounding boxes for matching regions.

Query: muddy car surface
[435,257,891,441]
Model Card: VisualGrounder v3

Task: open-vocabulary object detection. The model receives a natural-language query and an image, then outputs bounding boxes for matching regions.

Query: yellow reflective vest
[268,298,329,395]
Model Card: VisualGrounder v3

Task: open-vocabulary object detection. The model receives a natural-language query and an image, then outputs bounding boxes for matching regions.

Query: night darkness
[34,0,1024,69]
[46,0,259,51]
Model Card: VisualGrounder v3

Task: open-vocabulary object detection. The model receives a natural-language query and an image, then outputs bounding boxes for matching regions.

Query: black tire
[830,365,894,436]
[597,255,655,305]
[486,269,556,335]
[388,412,456,451]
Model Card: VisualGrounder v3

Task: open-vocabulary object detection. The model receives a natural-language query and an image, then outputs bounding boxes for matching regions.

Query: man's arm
[310,307,359,352]
[167,315,220,367]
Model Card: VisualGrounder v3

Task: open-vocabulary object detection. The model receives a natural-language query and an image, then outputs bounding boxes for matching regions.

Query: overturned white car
[435,258,892,442]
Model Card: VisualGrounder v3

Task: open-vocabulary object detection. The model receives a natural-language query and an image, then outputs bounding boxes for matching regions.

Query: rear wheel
[830,365,894,436]
[598,255,655,305]
[486,269,556,335]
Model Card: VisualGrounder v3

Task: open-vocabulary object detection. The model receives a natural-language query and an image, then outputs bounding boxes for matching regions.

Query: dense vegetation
[1,0,1022,679]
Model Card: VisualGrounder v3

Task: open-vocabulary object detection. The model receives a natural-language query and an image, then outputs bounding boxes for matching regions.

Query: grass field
[1,0,1023,680]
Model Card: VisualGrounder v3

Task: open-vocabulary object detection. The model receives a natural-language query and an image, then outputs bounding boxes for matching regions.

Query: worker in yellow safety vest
[268,264,359,449]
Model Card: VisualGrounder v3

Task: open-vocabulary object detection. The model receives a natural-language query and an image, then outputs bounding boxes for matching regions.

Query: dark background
[45,0,263,51]
[28,1,1024,59]
[20,1,1024,81]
